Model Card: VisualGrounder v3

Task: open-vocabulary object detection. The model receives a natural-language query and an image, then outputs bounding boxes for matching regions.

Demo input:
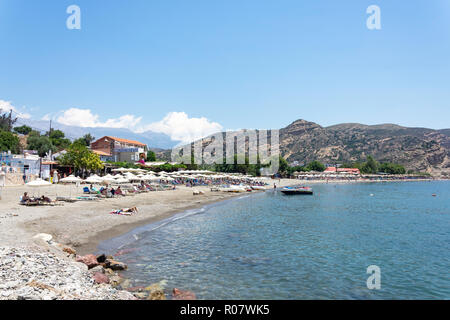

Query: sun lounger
[76,196,101,201]
[56,197,78,203]
[21,201,62,206]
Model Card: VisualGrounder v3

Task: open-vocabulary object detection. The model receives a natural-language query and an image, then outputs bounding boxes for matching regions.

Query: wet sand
[0,180,296,255]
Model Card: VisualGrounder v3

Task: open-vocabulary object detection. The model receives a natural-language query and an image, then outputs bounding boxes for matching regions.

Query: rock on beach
[75,254,99,269]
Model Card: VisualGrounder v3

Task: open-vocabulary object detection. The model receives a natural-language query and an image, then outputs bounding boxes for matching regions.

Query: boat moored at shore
[280,186,313,195]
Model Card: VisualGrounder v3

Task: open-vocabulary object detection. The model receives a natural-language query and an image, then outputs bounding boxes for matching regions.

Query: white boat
[220,185,247,193]
[251,186,266,191]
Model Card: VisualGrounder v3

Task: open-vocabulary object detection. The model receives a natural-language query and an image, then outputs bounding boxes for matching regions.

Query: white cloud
[53,108,223,143]
[0,100,31,119]
[141,112,223,143]
[56,108,143,130]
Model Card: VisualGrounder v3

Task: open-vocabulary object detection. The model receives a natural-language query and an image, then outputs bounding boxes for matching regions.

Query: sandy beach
[0,179,296,255]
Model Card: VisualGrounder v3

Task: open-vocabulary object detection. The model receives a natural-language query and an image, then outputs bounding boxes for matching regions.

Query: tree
[74,133,95,147]
[379,162,406,174]
[59,142,104,174]
[278,156,289,175]
[83,133,95,146]
[0,130,20,153]
[0,109,17,132]
[147,150,157,161]
[361,155,379,174]
[306,160,326,172]
[27,134,56,157]
[48,130,71,150]
[14,125,32,135]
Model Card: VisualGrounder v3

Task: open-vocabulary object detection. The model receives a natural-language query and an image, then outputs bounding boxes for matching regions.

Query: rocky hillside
[280,120,450,176]
[157,119,450,177]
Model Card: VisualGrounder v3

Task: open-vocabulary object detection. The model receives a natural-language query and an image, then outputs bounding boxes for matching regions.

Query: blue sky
[1,0,449,141]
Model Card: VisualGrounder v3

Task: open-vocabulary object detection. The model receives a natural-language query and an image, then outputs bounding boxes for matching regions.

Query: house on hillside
[91,136,148,163]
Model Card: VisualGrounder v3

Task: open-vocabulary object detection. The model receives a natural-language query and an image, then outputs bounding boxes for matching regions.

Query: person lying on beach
[109,207,138,215]
[40,195,52,203]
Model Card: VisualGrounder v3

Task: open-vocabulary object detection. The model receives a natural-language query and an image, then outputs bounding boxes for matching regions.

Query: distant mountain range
[17,119,180,150]
[159,119,450,176]
[18,118,450,176]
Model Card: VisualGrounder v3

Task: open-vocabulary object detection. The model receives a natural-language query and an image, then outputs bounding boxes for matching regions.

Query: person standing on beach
[53,170,59,184]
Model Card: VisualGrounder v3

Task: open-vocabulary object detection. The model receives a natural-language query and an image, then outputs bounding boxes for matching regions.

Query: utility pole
[49,120,52,135]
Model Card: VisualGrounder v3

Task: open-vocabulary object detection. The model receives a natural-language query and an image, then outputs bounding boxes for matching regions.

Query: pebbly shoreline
[0,234,194,300]
[0,245,136,300]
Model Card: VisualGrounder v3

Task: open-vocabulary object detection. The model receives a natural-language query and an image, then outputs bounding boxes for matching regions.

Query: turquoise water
[98,181,450,299]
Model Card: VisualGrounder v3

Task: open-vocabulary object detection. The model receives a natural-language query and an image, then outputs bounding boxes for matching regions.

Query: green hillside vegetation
[341,155,406,174]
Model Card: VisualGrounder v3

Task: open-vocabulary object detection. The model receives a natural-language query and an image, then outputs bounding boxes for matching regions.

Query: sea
[97,181,450,299]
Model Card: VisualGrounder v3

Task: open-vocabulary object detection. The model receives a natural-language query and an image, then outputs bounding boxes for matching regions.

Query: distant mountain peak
[282,119,323,134]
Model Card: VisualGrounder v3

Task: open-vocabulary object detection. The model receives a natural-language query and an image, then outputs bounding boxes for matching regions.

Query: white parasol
[26,178,52,187]
[60,175,83,183]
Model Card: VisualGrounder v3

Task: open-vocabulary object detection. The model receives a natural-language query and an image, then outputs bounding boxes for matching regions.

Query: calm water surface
[98,181,450,299]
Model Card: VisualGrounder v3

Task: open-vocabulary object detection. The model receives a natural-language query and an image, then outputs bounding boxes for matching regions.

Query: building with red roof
[91,136,148,163]
[324,167,361,174]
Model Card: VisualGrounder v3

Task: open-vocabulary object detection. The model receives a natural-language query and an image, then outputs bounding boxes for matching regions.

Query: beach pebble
[0,247,135,300]
[33,233,53,243]
[96,254,107,263]
[75,254,99,269]
[104,259,127,271]
[89,265,104,274]
[145,283,166,300]
[93,272,110,284]
[172,288,197,300]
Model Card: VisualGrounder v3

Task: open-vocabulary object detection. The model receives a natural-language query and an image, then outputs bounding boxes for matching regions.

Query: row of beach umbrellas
[27,169,269,187]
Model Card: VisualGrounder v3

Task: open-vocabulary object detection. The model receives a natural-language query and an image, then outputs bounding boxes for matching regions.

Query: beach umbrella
[129,176,144,181]
[102,176,116,184]
[26,178,52,187]
[85,175,103,184]
[59,175,83,197]
[114,177,130,184]
[26,178,52,197]
[60,175,83,184]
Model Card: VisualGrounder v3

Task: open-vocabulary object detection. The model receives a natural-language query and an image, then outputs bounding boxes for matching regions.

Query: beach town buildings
[0,151,42,184]
[90,136,148,164]
[324,167,361,175]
